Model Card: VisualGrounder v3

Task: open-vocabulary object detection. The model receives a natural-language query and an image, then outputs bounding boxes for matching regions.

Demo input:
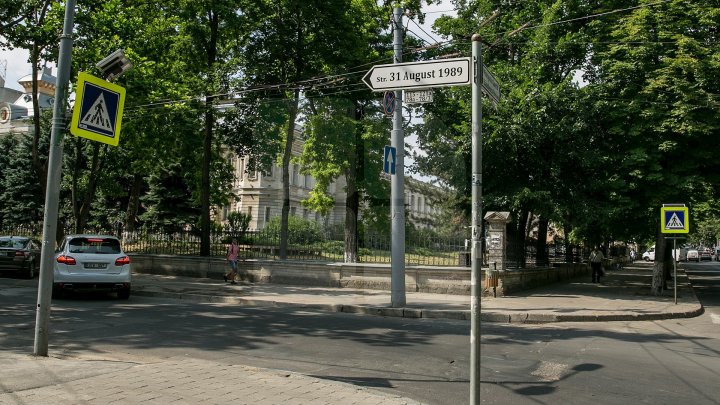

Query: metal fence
[0,224,591,267]
[506,240,585,269]
[0,224,469,266]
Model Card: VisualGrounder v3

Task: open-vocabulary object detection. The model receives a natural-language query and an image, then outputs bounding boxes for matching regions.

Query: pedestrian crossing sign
[661,206,689,234]
[70,72,126,146]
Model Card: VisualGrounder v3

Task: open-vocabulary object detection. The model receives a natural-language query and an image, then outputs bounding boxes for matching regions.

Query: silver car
[53,235,131,299]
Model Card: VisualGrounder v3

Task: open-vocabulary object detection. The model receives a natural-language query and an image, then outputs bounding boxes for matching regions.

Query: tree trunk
[199,10,219,257]
[30,46,48,197]
[563,221,574,263]
[344,172,359,263]
[279,93,300,260]
[535,216,549,267]
[516,209,529,268]
[72,143,104,233]
[651,230,666,295]
[200,99,213,256]
[124,174,143,232]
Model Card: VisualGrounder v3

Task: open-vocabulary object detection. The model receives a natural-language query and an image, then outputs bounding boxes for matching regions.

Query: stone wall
[490,263,589,296]
[129,254,589,296]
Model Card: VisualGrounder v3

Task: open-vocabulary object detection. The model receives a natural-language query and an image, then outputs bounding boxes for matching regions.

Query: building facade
[0,66,56,136]
[219,130,444,231]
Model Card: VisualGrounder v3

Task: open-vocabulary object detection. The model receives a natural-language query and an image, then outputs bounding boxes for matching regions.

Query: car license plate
[84,263,107,269]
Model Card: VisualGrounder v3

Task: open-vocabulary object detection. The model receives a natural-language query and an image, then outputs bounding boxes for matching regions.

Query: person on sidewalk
[224,238,239,284]
[589,246,605,283]
[630,249,636,263]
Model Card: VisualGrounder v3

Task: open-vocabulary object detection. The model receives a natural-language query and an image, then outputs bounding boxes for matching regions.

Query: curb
[132,288,471,320]
[479,305,704,324]
[132,288,702,323]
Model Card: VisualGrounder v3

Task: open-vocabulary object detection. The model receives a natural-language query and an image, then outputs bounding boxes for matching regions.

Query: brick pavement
[0,353,423,405]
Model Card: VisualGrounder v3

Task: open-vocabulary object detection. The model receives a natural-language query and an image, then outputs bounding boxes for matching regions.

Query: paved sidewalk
[0,351,422,405]
[131,261,703,323]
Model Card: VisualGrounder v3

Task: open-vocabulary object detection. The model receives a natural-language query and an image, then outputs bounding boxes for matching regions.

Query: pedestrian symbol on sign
[665,212,684,229]
[79,93,113,133]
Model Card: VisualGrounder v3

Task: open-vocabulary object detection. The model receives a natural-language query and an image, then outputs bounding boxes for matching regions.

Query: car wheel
[117,289,130,300]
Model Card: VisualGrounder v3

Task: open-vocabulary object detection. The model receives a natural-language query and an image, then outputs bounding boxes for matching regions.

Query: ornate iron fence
[0,223,588,267]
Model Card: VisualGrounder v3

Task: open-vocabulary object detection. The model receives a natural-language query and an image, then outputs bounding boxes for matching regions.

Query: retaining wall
[128,254,590,296]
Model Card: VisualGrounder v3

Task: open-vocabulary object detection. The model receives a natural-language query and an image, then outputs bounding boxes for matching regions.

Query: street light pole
[34,0,76,356]
[390,6,406,308]
[470,34,483,405]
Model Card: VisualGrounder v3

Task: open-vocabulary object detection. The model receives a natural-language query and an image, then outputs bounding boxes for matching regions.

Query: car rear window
[69,237,121,254]
[0,238,29,249]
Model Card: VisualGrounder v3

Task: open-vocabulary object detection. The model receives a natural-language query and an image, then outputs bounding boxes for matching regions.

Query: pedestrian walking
[224,238,239,284]
[589,246,605,283]
[629,249,636,263]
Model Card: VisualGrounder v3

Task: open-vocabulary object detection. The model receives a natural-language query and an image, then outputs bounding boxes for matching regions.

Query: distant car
[642,248,655,261]
[687,249,700,262]
[53,235,131,299]
[0,236,40,279]
[700,250,712,261]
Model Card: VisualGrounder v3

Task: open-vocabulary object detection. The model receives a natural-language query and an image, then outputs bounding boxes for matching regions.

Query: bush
[263,216,324,245]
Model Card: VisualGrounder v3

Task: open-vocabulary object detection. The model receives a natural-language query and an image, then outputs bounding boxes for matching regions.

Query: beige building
[219,130,444,231]
[0,66,56,136]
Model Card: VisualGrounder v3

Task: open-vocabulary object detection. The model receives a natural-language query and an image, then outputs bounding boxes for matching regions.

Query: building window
[264,206,271,224]
[290,206,296,216]
[292,164,300,186]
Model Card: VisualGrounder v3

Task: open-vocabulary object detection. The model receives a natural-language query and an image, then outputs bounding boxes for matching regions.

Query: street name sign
[661,205,689,234]
[363,58,471,91]
[481,63,500,106]
[70,72,126,147]
[404,89,434,104]
[383,145,397,175]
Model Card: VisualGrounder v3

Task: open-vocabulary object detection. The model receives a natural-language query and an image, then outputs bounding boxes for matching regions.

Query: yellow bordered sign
[70,72,126,146]
[661,206,689,234]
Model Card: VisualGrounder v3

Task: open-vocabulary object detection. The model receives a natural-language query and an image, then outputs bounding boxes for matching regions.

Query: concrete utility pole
[34,0,76,356]
[470,34,483,405]
[390,6,406,308]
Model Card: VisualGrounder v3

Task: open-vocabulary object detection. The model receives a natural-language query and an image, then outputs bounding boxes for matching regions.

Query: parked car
[642,248,655,261]
[687,249,700,262]
[53,235,131,299]
[700,250,712,261]
[0,236,40,279]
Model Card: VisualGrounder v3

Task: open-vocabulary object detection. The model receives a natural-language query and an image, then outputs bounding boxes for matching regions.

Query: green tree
[0,0,62,197]
[587,0,720,293]
[241,0,380,260]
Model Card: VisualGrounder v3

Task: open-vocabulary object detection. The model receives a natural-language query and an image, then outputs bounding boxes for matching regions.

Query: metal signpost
[363,27,500,405]
[34,0,76,357]
[661,204,689,304]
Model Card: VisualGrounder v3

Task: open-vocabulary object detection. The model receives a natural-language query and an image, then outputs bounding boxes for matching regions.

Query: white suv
[53,235,131,299]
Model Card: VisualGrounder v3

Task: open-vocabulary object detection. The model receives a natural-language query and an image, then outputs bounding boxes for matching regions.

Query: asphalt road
[1,263,719,405]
